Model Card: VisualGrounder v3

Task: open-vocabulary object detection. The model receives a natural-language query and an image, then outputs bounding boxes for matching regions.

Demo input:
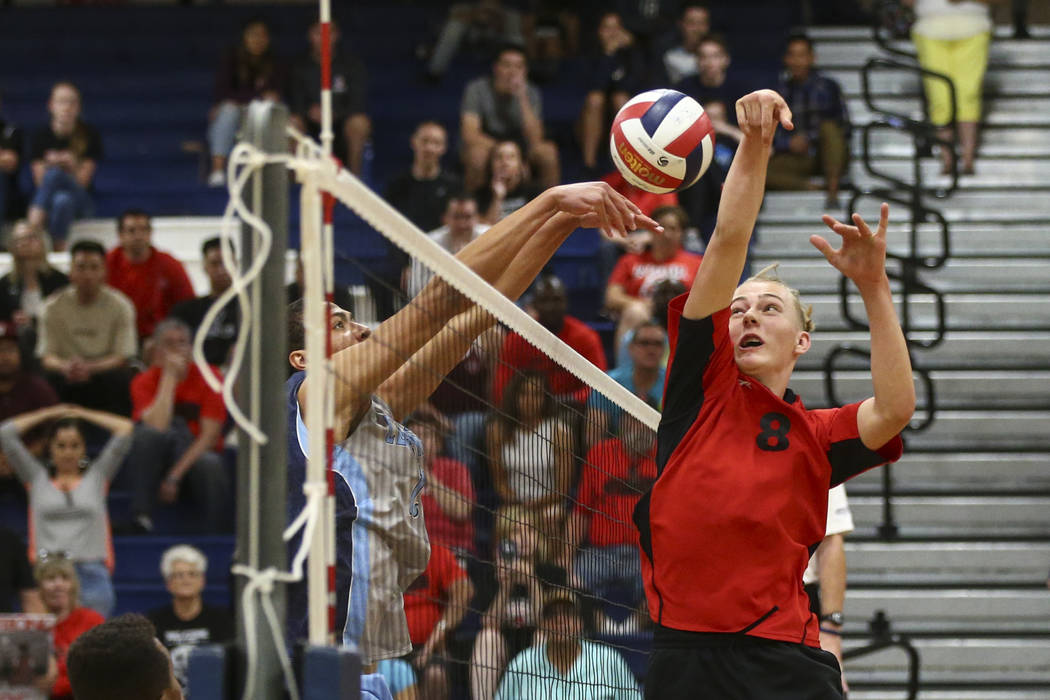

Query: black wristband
[819,627,842,636]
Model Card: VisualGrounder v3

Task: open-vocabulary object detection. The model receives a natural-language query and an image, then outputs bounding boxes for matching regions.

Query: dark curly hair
[67,614,172,700]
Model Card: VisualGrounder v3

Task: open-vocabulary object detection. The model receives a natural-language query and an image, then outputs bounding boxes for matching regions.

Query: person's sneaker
[207,170,226,187]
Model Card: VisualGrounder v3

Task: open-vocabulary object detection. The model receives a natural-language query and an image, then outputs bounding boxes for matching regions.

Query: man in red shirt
[105,209,195,340]
[605,204,702,352]
[634,90,915,698]
[126,318,229,533]
[405,411,475,554]
[492,274,607,405]
[403,542,473,700]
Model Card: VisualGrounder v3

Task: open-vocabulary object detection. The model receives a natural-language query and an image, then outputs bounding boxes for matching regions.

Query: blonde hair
[5,221,56,285]
[34,557,80,607]
[745,263,814,333]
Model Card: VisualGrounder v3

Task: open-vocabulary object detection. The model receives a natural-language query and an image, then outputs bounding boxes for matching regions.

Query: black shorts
[645,626,843,700]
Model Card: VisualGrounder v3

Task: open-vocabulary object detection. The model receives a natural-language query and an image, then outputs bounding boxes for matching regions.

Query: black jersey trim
[657,314,717,473]
[735,606,779,634]
[828,437,890,486]
[633,489,664,623]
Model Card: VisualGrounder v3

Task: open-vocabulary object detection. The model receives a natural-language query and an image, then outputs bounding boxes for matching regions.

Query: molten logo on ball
[616,140,669,188]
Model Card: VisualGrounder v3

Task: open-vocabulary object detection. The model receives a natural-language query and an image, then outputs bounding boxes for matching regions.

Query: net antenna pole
[235,100,290,700]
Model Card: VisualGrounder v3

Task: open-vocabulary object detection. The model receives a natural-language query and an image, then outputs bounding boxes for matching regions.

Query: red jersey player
[635,89,915,699]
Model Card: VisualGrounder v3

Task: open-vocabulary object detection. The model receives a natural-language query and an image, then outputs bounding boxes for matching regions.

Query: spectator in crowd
[0,96,23,226]
[285,249,355,313]
[471,508,545,700]
[904,0,991,175]
[521,1,581,82]
[613,0,679,47]
[475,140,541,224]
[766,34,851,208]
[126,319,230,534]
[676,98,742,243]
[486,371,573,531]
[68,613,183,700]
[605,205,702,353]
[0,222,68,360]
[0,527,43,613]
[805,485,854,694]
[585,321,666,448]
[404,542,474,700]
[106,209,196,341]
[460,45,560,191]
[289,20,371,176]
[404,194,489,299]
[169,237,238,367]
[207,17,287,187]
[492,274,607,405]
[660,3,711,85]
[579,11,645,172]
[570,410,656,630]
[1,404,133,617]
[407,412,475,555]
[495,591,641,699]
[26,82,102,248]
[147,545,234,693]
[426,0,525,80]
[376,658,419,700]
[35,558,104,700]
[38,240,136,416]
[674,34,746,112]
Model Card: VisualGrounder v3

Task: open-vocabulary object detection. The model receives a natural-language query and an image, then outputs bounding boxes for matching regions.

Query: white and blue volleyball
[610,89,716,194]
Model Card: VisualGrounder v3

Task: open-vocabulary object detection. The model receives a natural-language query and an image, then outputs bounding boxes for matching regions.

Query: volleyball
[610,88,716,194]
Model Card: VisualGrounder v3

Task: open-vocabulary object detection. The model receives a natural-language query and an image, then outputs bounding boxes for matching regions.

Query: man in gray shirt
[460,45,560,191]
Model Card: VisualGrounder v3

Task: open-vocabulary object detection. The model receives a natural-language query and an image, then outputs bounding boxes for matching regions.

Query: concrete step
[828,67,1050,98]
[844,637,1050,683]
[849,158,1050,190]
[903,410,1050,452]
[789,370,1050,410]
[750,257,1050,294]
[803,293,1050,333]
[848,452,1050,495]
[848,96,1050,127]
[846,541,1050,585]
[760,191,1050,222]
[817,37,1050,69]
[850,691,1050,700]
[846,588,1050,629]
[851,496,1050,536]
[809,24,1050,42]
[755,221,1050,258]
[857,125,1050,158]
[800,330,1050,372]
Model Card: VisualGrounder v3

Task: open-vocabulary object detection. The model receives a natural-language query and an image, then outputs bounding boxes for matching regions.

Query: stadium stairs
[749,26,1050,700]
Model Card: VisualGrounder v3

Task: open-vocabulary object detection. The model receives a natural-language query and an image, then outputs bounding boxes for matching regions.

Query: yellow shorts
[912,31,991,125]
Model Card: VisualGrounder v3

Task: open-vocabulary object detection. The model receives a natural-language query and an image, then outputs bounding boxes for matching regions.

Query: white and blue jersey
[285,371,431,663]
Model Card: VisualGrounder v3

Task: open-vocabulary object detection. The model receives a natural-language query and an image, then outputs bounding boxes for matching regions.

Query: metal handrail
[842,611,921,700]
[872,0,918,60]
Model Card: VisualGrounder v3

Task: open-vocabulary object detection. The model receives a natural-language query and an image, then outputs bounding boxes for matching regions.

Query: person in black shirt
[288,20,372,176]
[147,545,234,693]
[475,140,541,224]
[0,97,24,225]
[0,527,42,613]
[169,238,238,367]
[26,82,102,249]
[674,34,748,115]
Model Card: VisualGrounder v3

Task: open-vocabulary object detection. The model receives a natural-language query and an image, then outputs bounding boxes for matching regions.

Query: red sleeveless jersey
[635,295,902,646]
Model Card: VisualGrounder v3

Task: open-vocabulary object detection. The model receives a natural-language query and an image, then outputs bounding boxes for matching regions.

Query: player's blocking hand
[551,181,663,239]
[735,90,794,144]
[812,202,891,289]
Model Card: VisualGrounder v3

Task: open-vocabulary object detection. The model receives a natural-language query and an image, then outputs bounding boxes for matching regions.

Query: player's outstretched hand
[551,181,663,239]
[735,89,794,144]
[812,202,891,288]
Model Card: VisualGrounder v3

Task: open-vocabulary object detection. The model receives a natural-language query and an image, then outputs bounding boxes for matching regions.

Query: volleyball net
[208,100,663,699]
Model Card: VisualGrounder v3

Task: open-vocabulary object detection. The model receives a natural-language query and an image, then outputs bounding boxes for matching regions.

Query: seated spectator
[26,82,102,249]
[404,194,489,299]
[0,526,43,612]
[289,20,371,176]
[126,319,230,534]
[460,45,559,191]
[407,411,475,555]
[486,371,573,534]
[67,613,182,700]
[676,98,741,243]
[36,558,104,700]
[147,544,234,694]
[570,410,656,622]
[403,542,474,700]
[470,508,545,700]
[38,240,137,416]
[674,34,747,112]
[613,0,678,46]
[207,17,286,187]
[495,591,641,699]
[492,274,607,405]
[521,1,581,82]
[106,209,196,341]
[426,0,525,80]
[579,12,645,171]
[1,404,133,617]
[596,172,680,283]
[169,237,239,367]
[585,321,666,448]
[475,140,542,224]
[767,33,850,208]
[604,205,702,352]
[0,98,24,226]
[376,658,419,700]
[0,222,68,361]
[660,3,711,84]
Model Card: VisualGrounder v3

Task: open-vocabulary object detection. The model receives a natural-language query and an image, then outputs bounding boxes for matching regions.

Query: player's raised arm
[813,203,916,448]
[682,90,793,320]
